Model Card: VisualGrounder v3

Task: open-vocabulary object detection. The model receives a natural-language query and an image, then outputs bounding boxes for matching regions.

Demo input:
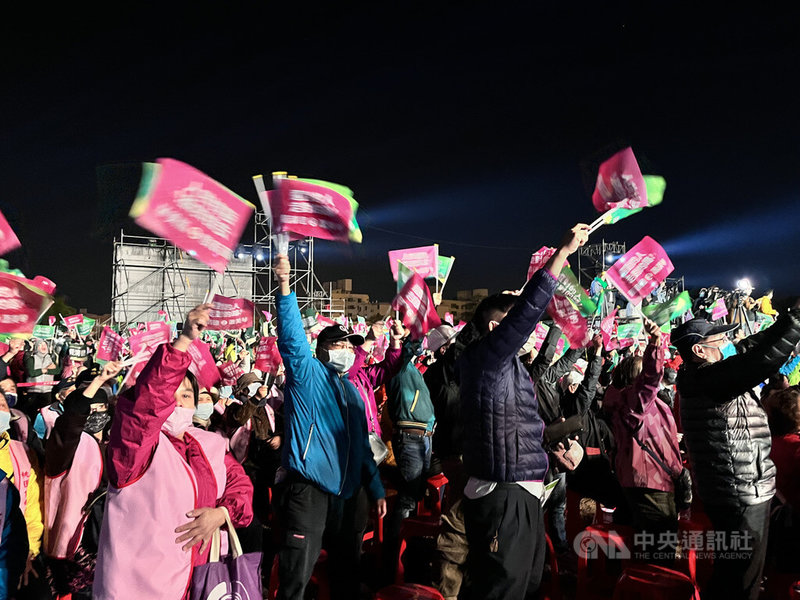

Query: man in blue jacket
[458,223,589,600]
[273,253,389,600]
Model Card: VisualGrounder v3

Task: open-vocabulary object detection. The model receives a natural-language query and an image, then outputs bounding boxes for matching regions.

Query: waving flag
[592,147,648,212]
[601,308,619,351]
[605,236,674,305]
[270,177,362,243]
[97,327,125,362]
[388,245,439,281]
[391,272,441,339]
[0,267,53,335]
[130,158,255,273]
[642,291,692,326]
[187,339,222,390]
[207,295,255,331]
[547,294,591,348]
[0,210,21,256]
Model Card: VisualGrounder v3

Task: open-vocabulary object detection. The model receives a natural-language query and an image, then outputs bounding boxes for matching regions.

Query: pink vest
[229,420,252,464]
[8,439,32,514]
[39,403,61,439]
[10,408,29,445]
[44,432,104,559]
[94,429,227,600]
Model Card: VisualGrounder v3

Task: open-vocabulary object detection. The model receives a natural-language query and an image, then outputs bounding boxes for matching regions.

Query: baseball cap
[316,325,365,348]
[671,318,739,357]
[423,324,457,353]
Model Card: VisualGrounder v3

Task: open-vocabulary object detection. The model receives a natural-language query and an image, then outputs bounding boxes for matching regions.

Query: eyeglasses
[327,340,354,350]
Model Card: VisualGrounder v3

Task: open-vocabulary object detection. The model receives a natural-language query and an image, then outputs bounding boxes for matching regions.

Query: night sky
[2,3,799,315]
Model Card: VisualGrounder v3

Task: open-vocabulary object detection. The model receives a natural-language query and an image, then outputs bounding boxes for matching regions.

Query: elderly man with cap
[273,253,386,600]
[673,302,800,600]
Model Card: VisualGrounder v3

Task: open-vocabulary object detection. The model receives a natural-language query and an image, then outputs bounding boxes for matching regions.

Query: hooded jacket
[276,292,384,501]
[458,269,557,483]
[678,307,800,508]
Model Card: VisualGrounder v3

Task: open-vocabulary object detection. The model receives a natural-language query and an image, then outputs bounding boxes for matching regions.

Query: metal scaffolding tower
[576,240,627,288]
[111,211,331,327]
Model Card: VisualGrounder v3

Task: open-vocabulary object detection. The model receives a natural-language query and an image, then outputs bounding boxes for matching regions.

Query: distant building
[323,279,390,321]
[438,288,489,324]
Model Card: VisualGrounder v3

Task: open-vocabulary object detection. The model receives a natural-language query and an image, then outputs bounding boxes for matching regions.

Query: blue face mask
[4,392,17,408]
[719,341,737,360]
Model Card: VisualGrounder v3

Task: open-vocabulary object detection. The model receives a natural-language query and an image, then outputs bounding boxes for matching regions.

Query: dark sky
[2,3,799,314]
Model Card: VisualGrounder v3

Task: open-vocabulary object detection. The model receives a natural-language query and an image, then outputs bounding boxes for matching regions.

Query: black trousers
[463,484,546,600]
[275,477,369,600]
[623,487,677,566]
[703,500,770,600]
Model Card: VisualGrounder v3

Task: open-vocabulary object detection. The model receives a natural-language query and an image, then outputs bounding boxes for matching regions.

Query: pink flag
[63,314,84,329]
[444,312,454,326]
[97,326,125,361]
[388,245,439,281]
[0,210,21,256]
[187,339,221,390]
[605,236,674,305]
[254,336,282,375]
[261,310,272,321]
[32,276,56,296]
[547,294,591,348]
[130,158,255,273]
[0,271,53,334]
[207,295,255,330]
[711,297,729,321]
[218,361,245,387]
[592,147,647,212]
[128,327,170,357]
[273,178,355,243]
[600,308,619,351]
[145,321,172,338]
[391,272,442,339]
[532,322,550,351]
[527,247,557,280]
[48,316,56,327]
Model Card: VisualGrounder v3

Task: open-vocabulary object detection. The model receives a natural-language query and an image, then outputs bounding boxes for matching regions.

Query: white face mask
[194,403,214,421]
[326,348,355,373]
[0,411,10,434]
[247,382,262,397]
[162,406,195,437]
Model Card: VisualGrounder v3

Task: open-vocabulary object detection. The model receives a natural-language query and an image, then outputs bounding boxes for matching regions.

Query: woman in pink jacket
[602,317,682,565]
[94,304,254,600]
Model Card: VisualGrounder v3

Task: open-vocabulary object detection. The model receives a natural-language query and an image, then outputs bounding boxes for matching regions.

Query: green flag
[642,291,692,326]
[643,174,666,207]
[437,255,455,286]
[555,266,597,317]
[76,317,96,337]
[33,325,55,338]
[397,260,414,294]
[617,322,643,340]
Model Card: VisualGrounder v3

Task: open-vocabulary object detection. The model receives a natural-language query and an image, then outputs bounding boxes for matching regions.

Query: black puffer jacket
[678,307,800,509]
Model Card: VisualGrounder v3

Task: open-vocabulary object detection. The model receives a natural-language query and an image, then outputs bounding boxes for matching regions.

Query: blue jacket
[276,292,384,501]
[0,469,28,600]
[458,269,557,482]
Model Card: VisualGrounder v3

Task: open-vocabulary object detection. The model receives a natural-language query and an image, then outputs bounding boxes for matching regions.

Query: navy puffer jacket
[458,269,557,482]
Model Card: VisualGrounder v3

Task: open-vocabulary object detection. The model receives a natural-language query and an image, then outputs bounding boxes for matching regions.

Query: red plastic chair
[267,550,330,600]
[374,583,445,599]
[576,523,635,600]
[395,514,442,585]
[417,473,449,517]
[612,563,701,599]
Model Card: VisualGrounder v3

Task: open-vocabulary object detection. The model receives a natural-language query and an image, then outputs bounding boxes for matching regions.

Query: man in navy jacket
[458,223,589,600]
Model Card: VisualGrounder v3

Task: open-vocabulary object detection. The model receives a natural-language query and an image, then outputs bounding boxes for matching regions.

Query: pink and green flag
[0,210,21,256]
[642,291,692,326]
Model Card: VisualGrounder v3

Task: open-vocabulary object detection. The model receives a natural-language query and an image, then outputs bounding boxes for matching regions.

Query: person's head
[662,368,677,388]
[84,401,112,440]
[0,389,12,434]
[315,325,365,372]
[194,386,218,422]
[766,290,774,299]
[764,387,800,436]
[611,355,643,389]
[174,369,199,409]
[672,318,739,365]
[35,339,49,354]
[0,378,17,410]
[424,324,458,357]
[560,370,584,394]
[472,293,519,337]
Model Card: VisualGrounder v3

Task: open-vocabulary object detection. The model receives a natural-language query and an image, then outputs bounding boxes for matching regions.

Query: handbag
[369,431,389,465]
[636,438,693,511]
[190,508,263,600]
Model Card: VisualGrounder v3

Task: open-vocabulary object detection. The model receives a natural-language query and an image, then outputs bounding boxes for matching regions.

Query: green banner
[556,266,597,317]
[437,255,455,286]
[76,317,96,337]
[617,322,644,340]
[32,325,55,338]
[642,291,692,326]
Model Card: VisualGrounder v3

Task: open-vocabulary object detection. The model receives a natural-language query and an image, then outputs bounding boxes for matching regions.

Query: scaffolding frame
[111,211,332,327]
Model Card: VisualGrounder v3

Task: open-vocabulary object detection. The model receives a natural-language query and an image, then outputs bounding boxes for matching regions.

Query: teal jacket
[276,292,384,501]
[386,344,436,432]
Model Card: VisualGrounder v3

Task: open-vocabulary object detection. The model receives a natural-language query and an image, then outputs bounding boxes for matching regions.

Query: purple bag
[190,509,263,600]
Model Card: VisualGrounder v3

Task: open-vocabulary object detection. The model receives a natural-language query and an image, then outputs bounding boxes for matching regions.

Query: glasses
[326,340,354,351]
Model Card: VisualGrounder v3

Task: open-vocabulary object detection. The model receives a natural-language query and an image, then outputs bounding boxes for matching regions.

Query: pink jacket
[44,431,103,559]
[98,343,254,600]
[603,343,682,493]
[348,344,402,437]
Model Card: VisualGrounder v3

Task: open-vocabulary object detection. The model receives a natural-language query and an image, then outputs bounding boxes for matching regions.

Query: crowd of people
[0,222,799,600]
